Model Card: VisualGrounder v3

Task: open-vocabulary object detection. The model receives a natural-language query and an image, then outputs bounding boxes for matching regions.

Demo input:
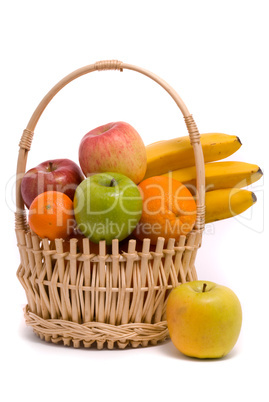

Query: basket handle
[15,60,205,232]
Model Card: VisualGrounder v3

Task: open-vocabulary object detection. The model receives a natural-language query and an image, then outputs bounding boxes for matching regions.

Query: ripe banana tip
[257,167,263,176]
[237,136,242,145]
[252,192,257,204]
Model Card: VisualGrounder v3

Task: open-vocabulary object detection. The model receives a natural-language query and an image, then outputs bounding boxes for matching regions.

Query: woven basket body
[15,60,205,349]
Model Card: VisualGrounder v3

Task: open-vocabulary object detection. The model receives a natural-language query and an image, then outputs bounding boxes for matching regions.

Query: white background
[1,1,268,401]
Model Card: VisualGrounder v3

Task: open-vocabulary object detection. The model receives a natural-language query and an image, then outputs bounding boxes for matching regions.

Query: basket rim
[23,304,169,349]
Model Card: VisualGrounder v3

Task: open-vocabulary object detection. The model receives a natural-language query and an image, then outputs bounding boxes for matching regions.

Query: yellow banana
[205,188,256,223]
[162,161,263,193]
[145,133,242,179]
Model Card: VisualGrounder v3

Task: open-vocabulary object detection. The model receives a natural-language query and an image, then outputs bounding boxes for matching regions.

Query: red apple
[78,122,147,184]
[21,159,84,209]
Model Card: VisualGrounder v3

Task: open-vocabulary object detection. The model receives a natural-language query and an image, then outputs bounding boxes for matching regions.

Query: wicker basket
[15,60,205,349]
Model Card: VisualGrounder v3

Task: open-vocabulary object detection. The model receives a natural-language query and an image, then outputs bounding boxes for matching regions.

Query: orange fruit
[28,191,75,240]
[133,176,197,244]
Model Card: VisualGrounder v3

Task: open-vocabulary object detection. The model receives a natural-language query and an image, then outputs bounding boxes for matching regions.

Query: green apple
[73,172,143,245]
[166,280,242,359]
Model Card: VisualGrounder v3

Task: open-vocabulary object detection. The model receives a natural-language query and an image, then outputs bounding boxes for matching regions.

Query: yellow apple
[166,280,242,359]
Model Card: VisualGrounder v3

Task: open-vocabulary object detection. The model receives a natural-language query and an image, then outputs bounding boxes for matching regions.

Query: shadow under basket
[15,60,206,349]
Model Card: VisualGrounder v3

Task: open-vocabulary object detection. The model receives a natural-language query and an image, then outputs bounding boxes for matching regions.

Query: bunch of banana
[145,133,242,178]
[145,133,262,224]
[204,188,257,224]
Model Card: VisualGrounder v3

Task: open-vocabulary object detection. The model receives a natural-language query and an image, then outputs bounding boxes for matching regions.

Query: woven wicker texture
[17,231,201,348]
[24,306,169,349]
[16,60,205,348]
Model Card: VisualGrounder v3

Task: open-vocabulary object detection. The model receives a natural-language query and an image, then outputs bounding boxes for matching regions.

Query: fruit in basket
[162,161,263,193]
[166,281,242,359]
[133,176,196,245]
[21,158,84,209]
[28,191,75,240]
[78,121,147,184]
[63,231,101,255]
[205,188,256,223]
[73,172,143,245]
[144,133,242,179]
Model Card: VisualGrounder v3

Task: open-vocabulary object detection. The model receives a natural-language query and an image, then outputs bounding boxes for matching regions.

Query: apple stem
[202,283,207,292]
[110,178,116,187]
[48,162,54,172]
